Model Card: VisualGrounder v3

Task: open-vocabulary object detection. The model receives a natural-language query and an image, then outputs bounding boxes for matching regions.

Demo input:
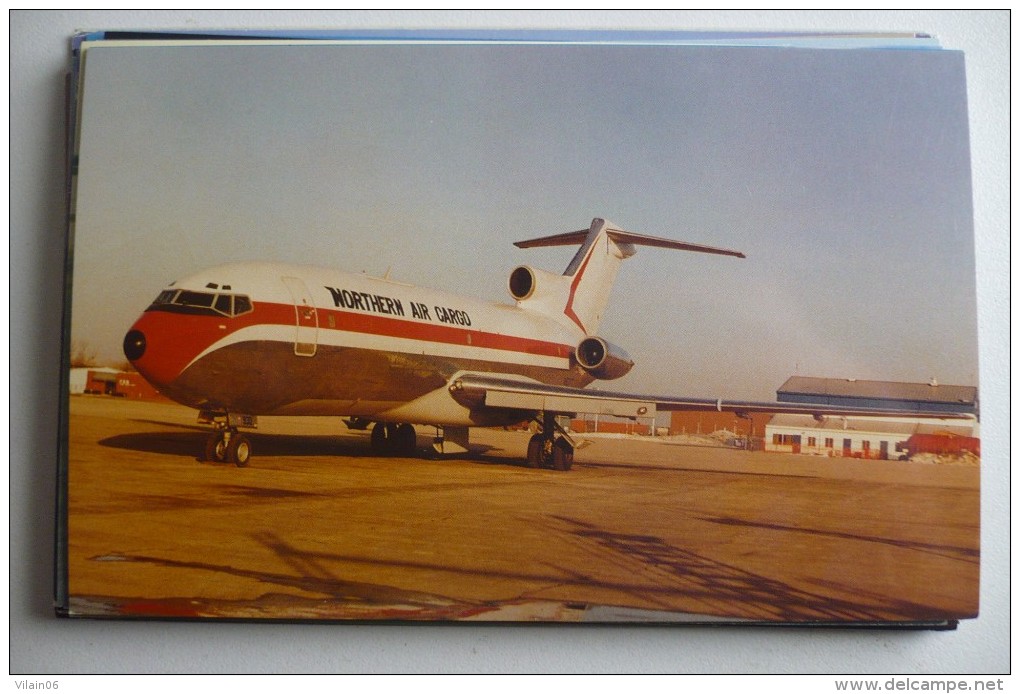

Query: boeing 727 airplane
[122,217,957,469]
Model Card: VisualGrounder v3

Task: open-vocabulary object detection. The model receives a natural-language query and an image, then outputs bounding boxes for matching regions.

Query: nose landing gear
[205,430,251,467]
[199,411,256,467]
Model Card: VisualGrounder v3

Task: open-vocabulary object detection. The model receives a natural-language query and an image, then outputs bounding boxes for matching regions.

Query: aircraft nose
[123,329,147,361]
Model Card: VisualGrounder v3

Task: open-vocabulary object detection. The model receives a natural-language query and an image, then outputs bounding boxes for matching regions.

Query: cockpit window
[177,290,216,308]
[214,294,232,315]
[146,288,253,317]
[153,289,178,305]
[233,295,253,315]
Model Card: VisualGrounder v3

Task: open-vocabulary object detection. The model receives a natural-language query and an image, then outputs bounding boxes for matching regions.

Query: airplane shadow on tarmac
[98,430,505,464]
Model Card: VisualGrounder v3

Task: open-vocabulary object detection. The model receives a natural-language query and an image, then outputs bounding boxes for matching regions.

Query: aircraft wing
[448,374,972,421]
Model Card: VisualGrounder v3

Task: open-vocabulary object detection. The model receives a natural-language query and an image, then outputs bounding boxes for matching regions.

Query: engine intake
[575,336,634,380]
[508,266,536,301]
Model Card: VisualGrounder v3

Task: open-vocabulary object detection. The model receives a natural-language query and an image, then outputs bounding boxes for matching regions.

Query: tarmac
[62,396,980,624]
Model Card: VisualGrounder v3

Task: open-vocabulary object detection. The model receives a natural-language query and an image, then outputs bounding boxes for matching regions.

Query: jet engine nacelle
[509,265,561,301]
[575,336,634,380]
[508,264,574,316]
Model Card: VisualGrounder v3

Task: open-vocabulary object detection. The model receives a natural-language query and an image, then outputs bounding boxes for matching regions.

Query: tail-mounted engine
[575,336,634,380]
[508,265,573,316]
[508,265,539,301]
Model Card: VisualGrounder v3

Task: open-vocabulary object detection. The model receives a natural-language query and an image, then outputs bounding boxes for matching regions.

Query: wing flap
[484,387,656,419]
[451,374,973,421]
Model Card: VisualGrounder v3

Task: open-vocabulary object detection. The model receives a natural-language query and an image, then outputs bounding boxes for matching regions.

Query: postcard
[58,31,979,625]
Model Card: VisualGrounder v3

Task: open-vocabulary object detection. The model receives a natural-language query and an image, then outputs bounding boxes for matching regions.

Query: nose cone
[123,329,147,361]
[123,310,212,393]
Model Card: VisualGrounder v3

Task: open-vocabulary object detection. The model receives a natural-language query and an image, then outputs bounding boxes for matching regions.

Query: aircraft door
[281,276,319,357]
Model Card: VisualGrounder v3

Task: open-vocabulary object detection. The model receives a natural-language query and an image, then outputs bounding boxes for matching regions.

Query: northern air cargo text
[324,286,472,326]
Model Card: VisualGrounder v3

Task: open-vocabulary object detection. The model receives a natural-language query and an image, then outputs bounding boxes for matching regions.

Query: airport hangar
[669,376,978,459]
[762,376,978,459]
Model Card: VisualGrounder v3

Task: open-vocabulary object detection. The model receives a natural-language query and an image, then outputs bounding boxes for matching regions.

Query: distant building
[83,368,122,395]
[776,376,978,416]
[70,367,166,401]
[766,377,978,459]
[668,411,771,439]
[572,418,651,436]
[68,367,97,395]
[108,371,165,400]
[765,413,976,459]
[70,366,119,395]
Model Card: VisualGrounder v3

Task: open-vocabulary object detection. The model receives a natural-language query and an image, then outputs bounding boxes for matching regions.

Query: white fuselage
[125,262,594,426]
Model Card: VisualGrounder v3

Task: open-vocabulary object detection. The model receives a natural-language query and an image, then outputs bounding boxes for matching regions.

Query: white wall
[68,368,88,395]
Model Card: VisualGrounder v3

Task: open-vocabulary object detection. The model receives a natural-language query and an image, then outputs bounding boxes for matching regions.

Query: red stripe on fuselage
[130,300,572,387]
[318,306,570,356]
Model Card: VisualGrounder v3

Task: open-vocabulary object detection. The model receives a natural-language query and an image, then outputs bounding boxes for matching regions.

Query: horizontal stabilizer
[604,230,745,258]
[513,229,590,249]
[515,225,745,258]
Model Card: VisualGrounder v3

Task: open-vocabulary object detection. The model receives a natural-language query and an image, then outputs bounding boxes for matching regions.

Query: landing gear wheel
[552,438,574,472]
[393,423,417,457]
[372,422,417,457]
[526,434,545,468]
[370,422,388,453]
[227,433,251,467]
[204,433,227,463]
[526,428,573,471]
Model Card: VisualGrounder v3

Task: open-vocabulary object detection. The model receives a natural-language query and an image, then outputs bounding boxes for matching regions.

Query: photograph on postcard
[59,34,979,624]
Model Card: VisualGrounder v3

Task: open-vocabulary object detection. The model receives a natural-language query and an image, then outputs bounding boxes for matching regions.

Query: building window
[772,434,801,445]
[862,440,871,452]
[807,437,817,447]
[825,438,834,448]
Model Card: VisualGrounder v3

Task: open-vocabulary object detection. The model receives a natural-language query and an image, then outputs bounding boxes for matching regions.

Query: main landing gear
[370,422,418,457]
[526,411,574,471]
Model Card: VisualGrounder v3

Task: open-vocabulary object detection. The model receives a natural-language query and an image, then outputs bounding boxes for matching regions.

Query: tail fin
[514,218,744,334]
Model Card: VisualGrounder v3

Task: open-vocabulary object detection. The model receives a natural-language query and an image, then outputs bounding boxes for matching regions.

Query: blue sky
[71,39,977,400]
